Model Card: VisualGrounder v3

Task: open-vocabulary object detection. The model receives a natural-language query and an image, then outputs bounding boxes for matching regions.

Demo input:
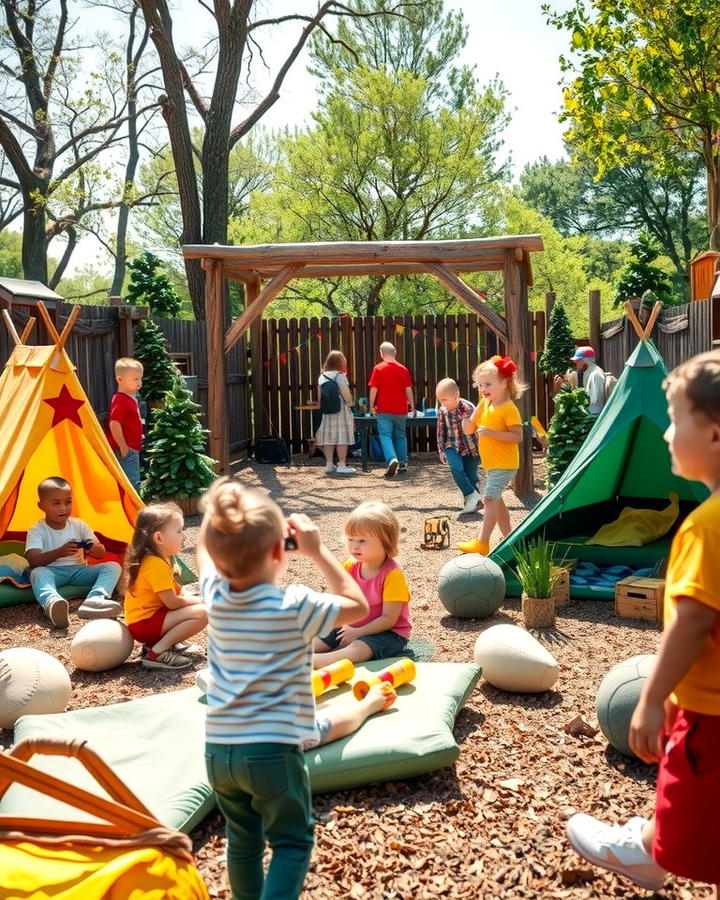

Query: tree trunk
[22,196,49,284]
[365,275,387,316]
[708,161,720,252]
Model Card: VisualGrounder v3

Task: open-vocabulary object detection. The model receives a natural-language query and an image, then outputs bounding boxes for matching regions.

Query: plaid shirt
[437,398,479,458]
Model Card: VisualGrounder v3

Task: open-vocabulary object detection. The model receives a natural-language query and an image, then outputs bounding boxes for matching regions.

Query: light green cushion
[5,661,480,832]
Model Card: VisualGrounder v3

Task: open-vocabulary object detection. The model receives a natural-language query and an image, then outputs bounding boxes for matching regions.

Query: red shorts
[653,708,720,884]
[127,608,168,645]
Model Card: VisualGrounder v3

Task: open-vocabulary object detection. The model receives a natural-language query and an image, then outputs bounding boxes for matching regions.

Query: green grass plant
[513,536,559,599]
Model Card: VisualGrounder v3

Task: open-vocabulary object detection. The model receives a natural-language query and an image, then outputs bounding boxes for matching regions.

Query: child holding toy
[25,476,122,628]
[314,501,412,666]
[197,477,368,900]
[567,350,720,897]
[458,356,526,555]
[107,357,144,492]
[123,503,207,671]
[435,377,482,515]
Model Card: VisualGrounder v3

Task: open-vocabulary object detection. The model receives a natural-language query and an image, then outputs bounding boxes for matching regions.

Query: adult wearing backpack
[315,350,356,475]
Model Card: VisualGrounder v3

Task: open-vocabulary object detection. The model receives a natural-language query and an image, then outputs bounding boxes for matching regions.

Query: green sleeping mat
[5,660,480,832]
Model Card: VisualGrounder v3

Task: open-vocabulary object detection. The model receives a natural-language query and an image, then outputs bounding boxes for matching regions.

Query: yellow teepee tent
[0,304,143,549]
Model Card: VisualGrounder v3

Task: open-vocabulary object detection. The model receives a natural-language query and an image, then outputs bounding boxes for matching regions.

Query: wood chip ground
[0,455,709,898]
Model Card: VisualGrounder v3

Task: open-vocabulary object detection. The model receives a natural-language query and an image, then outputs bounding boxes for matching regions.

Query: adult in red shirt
[368,342,416,477]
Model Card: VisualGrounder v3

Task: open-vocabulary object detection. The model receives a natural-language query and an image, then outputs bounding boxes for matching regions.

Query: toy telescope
[312,659,354,697]
[353,658,416,700]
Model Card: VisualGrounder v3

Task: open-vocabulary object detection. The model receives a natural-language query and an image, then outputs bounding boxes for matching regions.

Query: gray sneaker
[142,649,193,670]
[77,597,122,620]
[384,459,399,477]
[45,597,69,628]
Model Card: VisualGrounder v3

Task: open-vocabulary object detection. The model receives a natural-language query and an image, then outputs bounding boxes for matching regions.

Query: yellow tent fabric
[0,341,143,548]
[0,841,209,899]
[587,492,680,547]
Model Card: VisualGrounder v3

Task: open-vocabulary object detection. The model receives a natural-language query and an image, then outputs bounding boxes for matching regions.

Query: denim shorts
[483,468,517,500]
[320,626,409,661]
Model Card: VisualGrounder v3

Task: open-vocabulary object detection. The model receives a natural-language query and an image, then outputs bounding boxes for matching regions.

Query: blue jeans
[205,742,314,900]
[376,413,407,465]
[444,448,480,497]
[29,563,121,612]
[115,447,141,492]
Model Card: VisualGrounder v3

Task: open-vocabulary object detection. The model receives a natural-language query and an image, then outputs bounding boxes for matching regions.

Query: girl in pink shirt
[313,502,412,666]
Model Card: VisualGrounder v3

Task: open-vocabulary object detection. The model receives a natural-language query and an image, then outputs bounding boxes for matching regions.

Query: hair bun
[208,481,247,533]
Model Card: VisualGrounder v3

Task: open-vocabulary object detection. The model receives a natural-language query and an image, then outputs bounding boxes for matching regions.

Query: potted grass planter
[514,536,560,629]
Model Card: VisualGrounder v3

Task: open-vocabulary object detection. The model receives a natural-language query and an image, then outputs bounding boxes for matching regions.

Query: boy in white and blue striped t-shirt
[197,478,367,900]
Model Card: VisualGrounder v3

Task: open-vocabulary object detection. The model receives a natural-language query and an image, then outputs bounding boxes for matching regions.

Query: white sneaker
[324,464,337,474]
[384,459,399,478]
[461,490,481,514]
[566,814,667,891]
[335,465,356,475]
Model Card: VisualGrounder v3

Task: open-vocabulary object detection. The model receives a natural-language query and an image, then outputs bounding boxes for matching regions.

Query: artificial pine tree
[142,381,217,504]
[546,385,593,489]
[538,302,576,375]
[126,251,182,317]
[614,234,672,306]
[133,319,181,403]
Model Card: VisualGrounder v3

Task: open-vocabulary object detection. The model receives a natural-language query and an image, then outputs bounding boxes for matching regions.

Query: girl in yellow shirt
[459,356,526,555]
[123,503,207,670]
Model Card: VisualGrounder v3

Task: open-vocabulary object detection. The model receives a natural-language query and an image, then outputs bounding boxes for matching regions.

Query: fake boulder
[0,647,71,728]
[473,624,559,693]
[70,619,135,672]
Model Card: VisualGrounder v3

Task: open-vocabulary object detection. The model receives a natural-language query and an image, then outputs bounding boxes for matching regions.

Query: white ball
[473,624,560,693]
[70,619,135,672]
[0,648,72,728]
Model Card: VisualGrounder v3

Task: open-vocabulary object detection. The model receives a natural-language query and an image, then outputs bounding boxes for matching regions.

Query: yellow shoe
[455,538,489,555]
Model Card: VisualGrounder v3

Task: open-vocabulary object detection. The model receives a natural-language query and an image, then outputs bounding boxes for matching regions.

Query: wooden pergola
[182,235,544,494]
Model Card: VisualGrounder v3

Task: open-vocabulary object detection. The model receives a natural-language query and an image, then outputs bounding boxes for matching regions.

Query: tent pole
[20,317,36,343]
[643,301,664,340]
[56,306,81,353]
[2,310,21,345]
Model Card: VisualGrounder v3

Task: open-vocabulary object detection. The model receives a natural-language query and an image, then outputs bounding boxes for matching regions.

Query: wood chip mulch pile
[0,455,708,898]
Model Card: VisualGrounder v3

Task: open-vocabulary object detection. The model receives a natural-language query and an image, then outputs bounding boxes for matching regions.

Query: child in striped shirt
[197,477,367,900]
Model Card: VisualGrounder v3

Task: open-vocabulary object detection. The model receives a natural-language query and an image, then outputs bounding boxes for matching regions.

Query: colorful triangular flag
[450,341,458,352]
[411,328,420,338]
[263,359,271,368]
[395,324,405,335]
[279,352,288,364]
[434,337,442,348]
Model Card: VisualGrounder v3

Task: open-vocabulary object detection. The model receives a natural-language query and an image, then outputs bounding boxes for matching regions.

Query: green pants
[205,742,314,900]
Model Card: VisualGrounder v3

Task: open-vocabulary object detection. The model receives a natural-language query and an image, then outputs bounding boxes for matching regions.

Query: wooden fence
[254,311,551,453]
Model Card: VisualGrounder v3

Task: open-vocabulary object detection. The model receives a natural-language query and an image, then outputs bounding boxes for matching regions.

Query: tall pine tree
[133,319,181,403]
[614,234,672,306]
[126,251,182,317]
[546,385,593,489]
[539,302,576,375]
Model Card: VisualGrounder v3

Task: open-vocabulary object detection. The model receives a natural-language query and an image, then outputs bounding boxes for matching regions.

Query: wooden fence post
[589,289,601,364]
[246,280,264,447]
[204,259,229,473]
[504,249,534,497]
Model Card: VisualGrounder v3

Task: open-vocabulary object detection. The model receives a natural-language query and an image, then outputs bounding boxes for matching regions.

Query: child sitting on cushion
[313,501,412,667]
[25,476,122,628]
[123,502,207,671]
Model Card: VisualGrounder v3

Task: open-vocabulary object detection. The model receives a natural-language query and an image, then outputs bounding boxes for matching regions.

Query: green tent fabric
[492,340,708,596]
[5,661,480,833]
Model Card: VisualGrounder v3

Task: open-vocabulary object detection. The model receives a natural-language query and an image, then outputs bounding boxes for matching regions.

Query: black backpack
[319,373,342,414]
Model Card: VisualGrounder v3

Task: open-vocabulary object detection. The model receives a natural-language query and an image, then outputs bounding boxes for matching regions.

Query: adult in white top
[571,346,606,415]
[315,349,356,476]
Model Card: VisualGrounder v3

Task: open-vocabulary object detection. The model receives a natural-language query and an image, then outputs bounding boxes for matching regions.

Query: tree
[137,0,416,318]
[614,234,672,306]
[126,251,181,317]
[141,382,216,502]
[546,385,593,488]
[132,319,181,402]
[0,1,158,285]
[546,0,720,250]
[539,302,575,375]
[0,229,22,278]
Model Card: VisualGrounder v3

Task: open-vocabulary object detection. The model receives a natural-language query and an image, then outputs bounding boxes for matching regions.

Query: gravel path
[0,453,705,898]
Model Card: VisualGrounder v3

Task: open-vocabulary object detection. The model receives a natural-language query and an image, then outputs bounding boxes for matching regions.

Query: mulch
[0,454,708,899]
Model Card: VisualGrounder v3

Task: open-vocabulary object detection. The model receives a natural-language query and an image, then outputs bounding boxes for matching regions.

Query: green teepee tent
[492,328,708,598]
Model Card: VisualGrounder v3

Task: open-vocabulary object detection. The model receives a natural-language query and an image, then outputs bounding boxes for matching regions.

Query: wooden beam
[183,234,545,265]
[504,249,534,497]
[426,263,508,340]
[20,316,36,343]
[56,305,80,353]
[220,260,513,281]
[642,301,664,339]
[246,280,266,449]
[205,259,229,473]
[589,289,601,364]
[624,301,645,339]
[2,309,20,345]
[224,265,302,353]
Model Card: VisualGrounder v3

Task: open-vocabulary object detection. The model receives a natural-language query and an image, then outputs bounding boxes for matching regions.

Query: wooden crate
[615,576,665,622]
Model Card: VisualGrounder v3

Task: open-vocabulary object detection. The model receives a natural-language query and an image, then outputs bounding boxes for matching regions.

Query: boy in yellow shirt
[567,350,720,896]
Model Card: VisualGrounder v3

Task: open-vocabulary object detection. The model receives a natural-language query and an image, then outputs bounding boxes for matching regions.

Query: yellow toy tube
[352,658,416,700]
[312,659,355,697]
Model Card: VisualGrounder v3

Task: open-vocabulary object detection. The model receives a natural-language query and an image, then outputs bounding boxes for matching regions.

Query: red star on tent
[43,384,85,427]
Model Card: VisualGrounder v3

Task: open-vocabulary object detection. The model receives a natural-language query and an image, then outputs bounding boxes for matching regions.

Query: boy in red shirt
[368,342,415,477]
[107,357,144,493]
[567,350,720,896]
